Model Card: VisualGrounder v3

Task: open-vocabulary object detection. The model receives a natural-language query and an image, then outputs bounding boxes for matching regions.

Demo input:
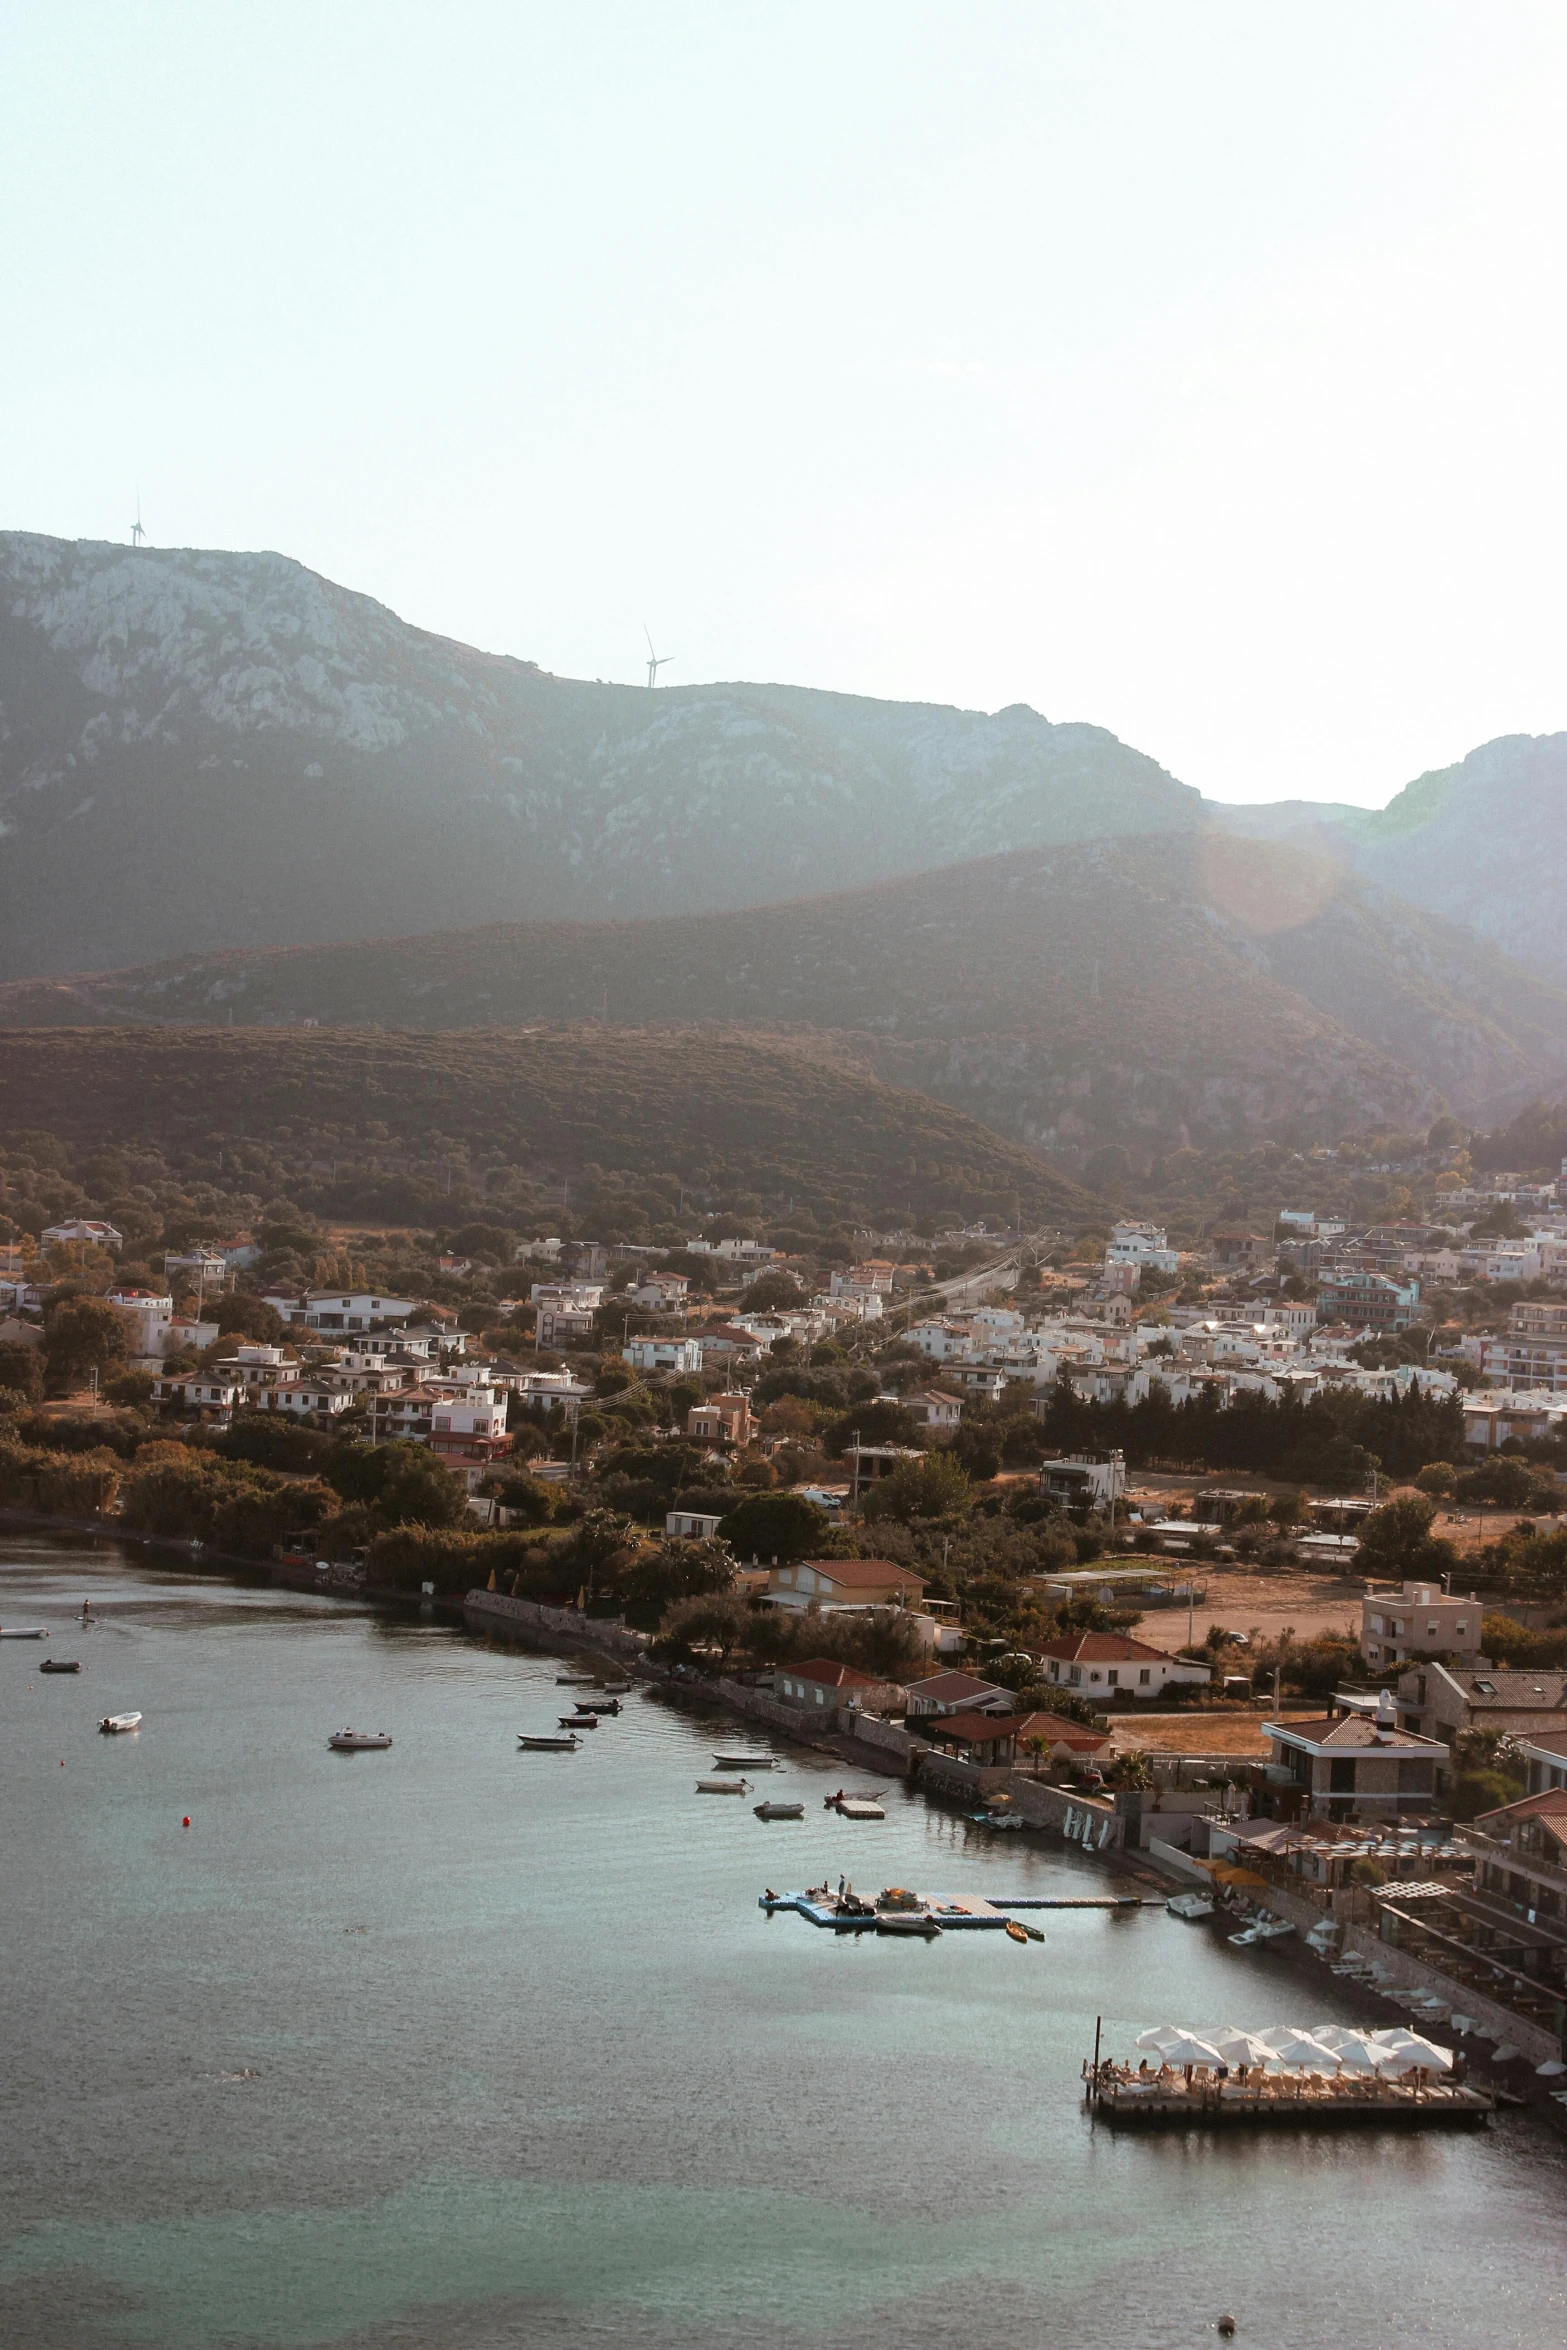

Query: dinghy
[714,1753,776,1770]
[697,1777,750,1794]
[99,1712,142,1734]
[40,1658,82,1674]
[754,1799,805,1820]
[519,1732,580,1751]
[328,1729,392,1751]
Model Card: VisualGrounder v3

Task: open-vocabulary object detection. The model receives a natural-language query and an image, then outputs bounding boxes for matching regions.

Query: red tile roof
[1037,1631,1184,1666]
[788,1657,883,1689]
[805,1556,927,1592]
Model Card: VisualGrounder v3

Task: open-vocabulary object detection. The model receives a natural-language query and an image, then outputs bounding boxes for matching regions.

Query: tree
[1354,1493,1458,1583]
[620,1537,735,1611]
[717,1489,829,1564]
[0,1341,45,1405]
[1415,1461,1457,1497]
[206,1294,288,1343]
[654,1589,757,1670]
[823,1398,920,1456]
[44,1296,131,1393]
[326,1438,468,1529]
[738,1271,806,1313]
[861,1451,971,1524]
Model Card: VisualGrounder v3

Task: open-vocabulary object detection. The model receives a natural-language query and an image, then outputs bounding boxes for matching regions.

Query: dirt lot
[1101,1710,1318,1759]
[1137,1564,1364,1647]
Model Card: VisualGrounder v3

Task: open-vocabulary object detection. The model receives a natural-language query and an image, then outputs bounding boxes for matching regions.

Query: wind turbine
[643,625,674,688]
[130,491,147,548]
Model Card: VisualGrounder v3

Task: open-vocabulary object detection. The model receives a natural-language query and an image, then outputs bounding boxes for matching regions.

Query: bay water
[3,1535,1564,2349]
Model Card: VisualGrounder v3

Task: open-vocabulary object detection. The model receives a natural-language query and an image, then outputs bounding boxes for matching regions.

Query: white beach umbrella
[1135,2025,1187,2051]
[1370,2030,1453,2073]
[1257,2028,1342,2071]
[1204,2028,1280,2069]
[1143,2029,1227,2068]
[1306,2026,1383,2072]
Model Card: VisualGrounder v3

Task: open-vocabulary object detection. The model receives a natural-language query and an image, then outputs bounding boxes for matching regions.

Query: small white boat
[1167,1892,1216,1921]
[697,1777,750,1794]
[714,1753,776,1770]
[877,1911,942,1937]
[754,1799,805,1820]
[970,1809,1024,1831]
[559,1713,600,1729]
[99,1712,142,1734]
[520,1733,580,1751]
[327,1729,392,1751]
[1,1625,49,1640]
[1252,1918,1296,1943]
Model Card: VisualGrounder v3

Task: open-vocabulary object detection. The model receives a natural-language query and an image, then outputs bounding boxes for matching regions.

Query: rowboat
[877,1912,942,1937]
[40,1658,82,1674]
[1005,1919,1029,1945]
[99,1712,142,1734]
[754,1799,805,1820]
[559,1713,599,1729]
[1,1626,49,1640]
[697,1777,750,1794]
[328,1730,392,1751]
[714,1752,776,1770]
[520,1733,580,1751]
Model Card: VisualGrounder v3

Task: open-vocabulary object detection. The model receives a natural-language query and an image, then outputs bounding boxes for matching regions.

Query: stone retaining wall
[463,1589,646,1656]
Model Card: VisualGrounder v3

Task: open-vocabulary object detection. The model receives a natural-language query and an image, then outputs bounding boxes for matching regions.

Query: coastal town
[4,1133,1567,2118]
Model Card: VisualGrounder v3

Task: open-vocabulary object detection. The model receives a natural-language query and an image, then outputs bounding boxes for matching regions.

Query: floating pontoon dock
[1088,2072,1495,2128]
[761,1890,1153,1927]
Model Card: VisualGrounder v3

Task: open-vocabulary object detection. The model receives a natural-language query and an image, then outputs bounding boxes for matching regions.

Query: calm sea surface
[3,1533,1565,2350]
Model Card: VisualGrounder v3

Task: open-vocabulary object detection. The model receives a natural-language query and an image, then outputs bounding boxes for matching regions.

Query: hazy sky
[4,2,1564,806]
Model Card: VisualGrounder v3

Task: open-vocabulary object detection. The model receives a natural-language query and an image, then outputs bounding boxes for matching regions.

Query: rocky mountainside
[11,833,1564,1164]
[1211,733,1567,980]
[0,532,1200,979]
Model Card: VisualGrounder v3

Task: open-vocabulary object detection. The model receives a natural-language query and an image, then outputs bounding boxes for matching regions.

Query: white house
[1037,1631,1209,1699]
[262,1290,417,1333]
[899,1389,964,1429]
[623,1336,704,1375]
[42,1218,123,1253]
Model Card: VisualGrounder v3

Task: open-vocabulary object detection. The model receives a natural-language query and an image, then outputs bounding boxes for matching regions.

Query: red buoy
[182,1816,191,1828]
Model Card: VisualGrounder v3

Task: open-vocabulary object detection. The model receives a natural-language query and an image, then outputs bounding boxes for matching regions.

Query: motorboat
[520,1732,580,1751]
[1252,1918,1296,1943]
[877,1911,942,1937]
[0,1625,49,1640]
[327,1729,392,1751]
[40,1658,82,1674]
[697,1777,750,1794]
[1166,1892,1216,1921]
[556,1675,598,1686]
[559,1713,600,1729]
[970,1809,1024,1831]
[714,1753,776,1771]
[99,1712,142,1734]
[754,1799,805,1820]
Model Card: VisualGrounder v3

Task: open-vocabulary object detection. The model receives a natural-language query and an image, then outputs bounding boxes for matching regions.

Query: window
[1107,1669,1119,1686]
[1069,1666,1081,1686]
[1329,1758,1356,1794]
[1138,1668,1151,1685]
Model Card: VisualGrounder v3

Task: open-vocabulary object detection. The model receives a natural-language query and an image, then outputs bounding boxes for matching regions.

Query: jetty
[762,1888,1152,1928]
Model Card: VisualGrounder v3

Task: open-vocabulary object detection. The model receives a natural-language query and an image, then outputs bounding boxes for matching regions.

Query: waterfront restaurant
[917,1710,1113,1772]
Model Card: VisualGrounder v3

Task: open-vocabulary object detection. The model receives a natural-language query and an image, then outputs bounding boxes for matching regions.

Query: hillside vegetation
[0,1025,1092,1232]
[13,832,1565,1163]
